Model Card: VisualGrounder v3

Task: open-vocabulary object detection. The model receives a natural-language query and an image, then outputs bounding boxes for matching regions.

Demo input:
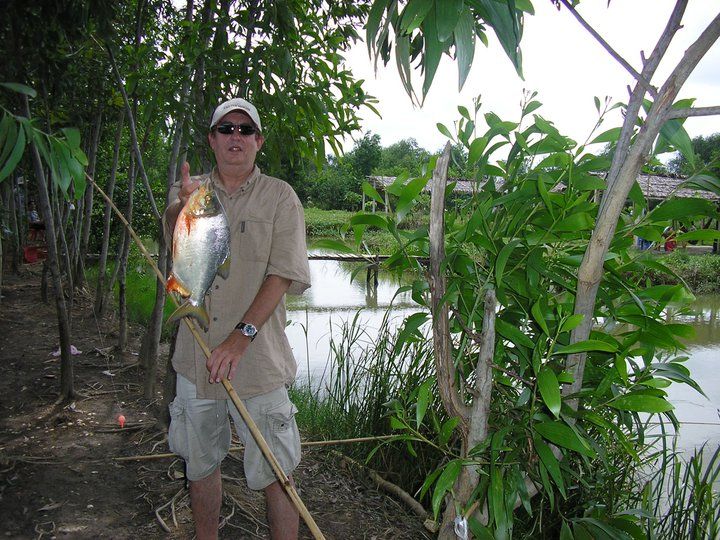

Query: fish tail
[166,301,210,332]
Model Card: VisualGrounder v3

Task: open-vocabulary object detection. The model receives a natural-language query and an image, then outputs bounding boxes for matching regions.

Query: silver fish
[166,179,230,331]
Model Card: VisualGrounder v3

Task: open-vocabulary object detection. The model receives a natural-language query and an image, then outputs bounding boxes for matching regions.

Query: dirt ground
[0,265,432,540]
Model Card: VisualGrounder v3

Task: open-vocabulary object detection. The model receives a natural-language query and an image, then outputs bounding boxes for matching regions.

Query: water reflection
[287,255,417,382]
[657,296,720,453]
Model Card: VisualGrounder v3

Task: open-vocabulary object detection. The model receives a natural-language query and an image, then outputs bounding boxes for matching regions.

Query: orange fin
[166,301,210,332]
[217,254,230,280]
[166,274,191,296]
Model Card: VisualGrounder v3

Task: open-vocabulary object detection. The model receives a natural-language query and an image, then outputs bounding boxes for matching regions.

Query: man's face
[208,110,264,172]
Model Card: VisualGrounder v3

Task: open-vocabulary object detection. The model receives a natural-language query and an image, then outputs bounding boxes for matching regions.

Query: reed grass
[289,308,442,489]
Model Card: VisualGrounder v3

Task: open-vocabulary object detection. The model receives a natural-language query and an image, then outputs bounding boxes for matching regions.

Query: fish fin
[166,301,210,332]
[217,254,231,280]
[166,274,191,297]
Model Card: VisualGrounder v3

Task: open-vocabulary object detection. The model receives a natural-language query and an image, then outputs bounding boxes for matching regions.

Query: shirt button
[215,285,219,290]
[213,317,218,322]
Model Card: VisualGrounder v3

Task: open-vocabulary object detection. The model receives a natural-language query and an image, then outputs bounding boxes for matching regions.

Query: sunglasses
[214,122,258,136]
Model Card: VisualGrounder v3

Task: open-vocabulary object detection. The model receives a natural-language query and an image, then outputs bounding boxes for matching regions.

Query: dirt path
[0,267,431,539]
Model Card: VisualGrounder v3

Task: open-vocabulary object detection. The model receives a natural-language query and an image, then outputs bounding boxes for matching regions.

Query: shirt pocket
[238,217,272,263]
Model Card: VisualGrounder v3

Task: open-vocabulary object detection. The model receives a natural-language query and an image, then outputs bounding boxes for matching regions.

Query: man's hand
[178,161,201,206]
[207,331,250,383]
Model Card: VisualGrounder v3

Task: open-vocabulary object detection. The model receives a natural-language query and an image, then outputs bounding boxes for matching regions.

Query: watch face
[242,323,257,336]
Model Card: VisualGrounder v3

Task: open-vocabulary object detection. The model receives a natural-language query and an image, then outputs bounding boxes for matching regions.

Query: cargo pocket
[267,400,300,472]
[168,398,190,461]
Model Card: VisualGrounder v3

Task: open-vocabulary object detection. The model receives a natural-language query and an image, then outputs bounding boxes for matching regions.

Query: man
[163,97,311,540]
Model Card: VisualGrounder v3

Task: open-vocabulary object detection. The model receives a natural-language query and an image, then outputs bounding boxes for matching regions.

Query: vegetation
[648,251,720,294]
[2,1,720,539]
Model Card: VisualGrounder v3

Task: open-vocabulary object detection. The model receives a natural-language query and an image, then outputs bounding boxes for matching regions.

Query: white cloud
[341,0,720,153]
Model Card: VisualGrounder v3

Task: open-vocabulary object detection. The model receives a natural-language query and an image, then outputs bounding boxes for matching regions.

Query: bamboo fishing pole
[89,175,326,540]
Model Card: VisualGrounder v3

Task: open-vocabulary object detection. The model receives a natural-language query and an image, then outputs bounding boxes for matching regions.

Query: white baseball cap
[210,97,262,132]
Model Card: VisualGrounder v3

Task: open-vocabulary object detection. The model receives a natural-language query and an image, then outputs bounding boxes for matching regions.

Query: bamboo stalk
[89,175,326,540]
[114,435,397,462]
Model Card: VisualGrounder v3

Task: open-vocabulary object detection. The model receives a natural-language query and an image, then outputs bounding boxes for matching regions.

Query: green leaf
[436,122,453,140]
[395,34,414,99]
[0,115,17,168]
[454,7,475,90]
[495,239,520,287]
[361,181,385,205]
[649,197,716,221]
[609,394,674,413]
[496,318,534,349]
[366,0,390,53]
[439,416,460,447]
[431,460,462,518]
[61,127,81,149]
[676,229,720,242]
[538,366,561,418]
[554,340,618,355]
[683,173,720,196]
[658,117,695,167]
[0,82,37,97]
[468,136,488,164]
[435,0,463,42]
[0,123,25,183]
[560,314,585,333]
[416,379,432,428]
[534,435,566,497]
[477,0,523,76]
[396,176,429,221]
[490,466,508,537]
[349,213,388,229]
[400,0,434,33]
[560,520,574,540]
[534,421,595,456]
[421,7,445,99]
[554,212,594,232]
[309,238,355,254]
[591,127,621,144]
[531,301,550,336]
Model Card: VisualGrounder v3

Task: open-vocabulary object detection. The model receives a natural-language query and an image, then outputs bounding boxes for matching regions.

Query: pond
[287,255,720,454]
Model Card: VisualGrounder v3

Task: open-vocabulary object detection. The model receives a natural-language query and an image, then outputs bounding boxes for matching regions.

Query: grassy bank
[648,250,720,294]
[305,207,409,254]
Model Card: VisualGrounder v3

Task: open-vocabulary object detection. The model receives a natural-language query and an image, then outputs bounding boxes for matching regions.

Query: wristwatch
[235,321,258,341]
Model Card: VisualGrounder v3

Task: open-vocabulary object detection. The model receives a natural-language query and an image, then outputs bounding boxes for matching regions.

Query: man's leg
[265,476,299,540]
[190,466,222,540]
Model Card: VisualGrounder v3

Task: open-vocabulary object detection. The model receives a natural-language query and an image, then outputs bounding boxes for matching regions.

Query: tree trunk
[6,175,22,273]
[75,108,104,289]
[140,118,186,397]
[26,100,74,400]
[95,110,125,317]
[117,157,136,352]
[53,188,74,321]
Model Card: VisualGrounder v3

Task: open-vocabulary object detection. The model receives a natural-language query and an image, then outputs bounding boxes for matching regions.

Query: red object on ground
[118,414,126,428]
[23,246,47,263]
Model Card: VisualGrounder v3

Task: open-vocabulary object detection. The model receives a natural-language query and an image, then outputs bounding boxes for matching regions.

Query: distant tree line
[301,132,474,210]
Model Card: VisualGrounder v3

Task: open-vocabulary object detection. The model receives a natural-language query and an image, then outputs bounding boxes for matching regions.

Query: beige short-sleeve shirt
[163,167,311,399]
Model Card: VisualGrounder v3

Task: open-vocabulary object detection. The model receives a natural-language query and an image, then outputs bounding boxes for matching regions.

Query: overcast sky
[340,0,720,154]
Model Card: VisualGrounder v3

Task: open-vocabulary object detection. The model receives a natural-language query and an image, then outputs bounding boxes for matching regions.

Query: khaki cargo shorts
[168,374,301,490]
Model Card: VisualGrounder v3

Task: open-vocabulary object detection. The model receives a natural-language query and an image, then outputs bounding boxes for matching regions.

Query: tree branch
[429,143,470,428]
[665,105,720,120]
[559,0,658,99]
[602,0,687,197]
